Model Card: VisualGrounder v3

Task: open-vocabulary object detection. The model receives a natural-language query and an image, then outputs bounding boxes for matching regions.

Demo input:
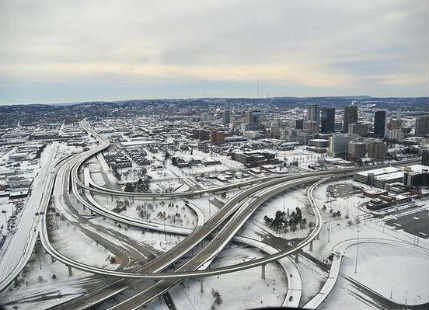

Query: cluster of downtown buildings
[215,103,429,163]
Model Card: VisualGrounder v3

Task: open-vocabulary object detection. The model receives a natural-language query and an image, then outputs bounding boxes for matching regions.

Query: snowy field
[321,242,429,309]
[247,188,314,240]
[91,194,198,229]
[296,255,327,305]
[89,216,185,253]
[50,223,118,270]
[0,245,92,310]
[165,245,287,310]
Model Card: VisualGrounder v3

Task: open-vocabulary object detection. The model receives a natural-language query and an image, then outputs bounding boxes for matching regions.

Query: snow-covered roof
[374,171,404,181]
[356,166,399,177]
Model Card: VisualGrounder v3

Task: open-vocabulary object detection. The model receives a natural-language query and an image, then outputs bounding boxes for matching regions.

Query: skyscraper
[422,148,429,166]
[416,115,429,137]
[321,107,335,133]
[343,104,358,133]
[374,110,386,138]
[295,119,304,130]
[223,109,231,125]
[307,104,320,126]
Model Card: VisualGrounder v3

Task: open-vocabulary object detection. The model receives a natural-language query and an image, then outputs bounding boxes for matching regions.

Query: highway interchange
[0,119,420,309]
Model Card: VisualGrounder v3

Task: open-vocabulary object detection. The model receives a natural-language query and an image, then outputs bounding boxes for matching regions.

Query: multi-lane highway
[0,144,59,292]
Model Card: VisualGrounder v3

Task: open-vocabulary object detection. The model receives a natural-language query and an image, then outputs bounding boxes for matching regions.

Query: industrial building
[403,164,429,187]
[354,167,403,189]
[308,139,329,148]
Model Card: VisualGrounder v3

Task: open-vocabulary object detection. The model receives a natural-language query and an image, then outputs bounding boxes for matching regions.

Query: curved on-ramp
[39,171,327,279]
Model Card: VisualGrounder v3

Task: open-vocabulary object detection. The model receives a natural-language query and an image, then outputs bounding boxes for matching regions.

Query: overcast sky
[0,0,428,104]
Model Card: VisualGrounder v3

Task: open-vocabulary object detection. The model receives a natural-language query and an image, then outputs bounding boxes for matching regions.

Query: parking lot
[385,209,429,239]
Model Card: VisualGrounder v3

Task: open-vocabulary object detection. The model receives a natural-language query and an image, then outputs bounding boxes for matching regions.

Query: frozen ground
[296,255,327,305]
[91,194,198,229]
[347,243,429,305]
[168,244,287,310]
[50,222,118,270]
[242,188,315,241]
[89,216,185,253]
[321,242,429,309]
[0,244,92,310]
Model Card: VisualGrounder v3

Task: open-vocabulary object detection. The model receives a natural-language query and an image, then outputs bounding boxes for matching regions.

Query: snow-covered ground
[50,222,118,270]
[168,244,287,310]
[0,244,92,310]
[91,194,198,229]
[247,188,314,239]
[321,242,429,309]
[89,216,185,253]
[296,256,327,305]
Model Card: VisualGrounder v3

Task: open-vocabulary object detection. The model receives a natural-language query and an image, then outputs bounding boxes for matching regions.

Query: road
[0,144,59,292]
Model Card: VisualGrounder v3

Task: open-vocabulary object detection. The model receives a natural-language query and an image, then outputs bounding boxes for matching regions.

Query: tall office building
[374,110,386,138]
[349,122,369,137]
[321,107,335,133]
[422,148,429,166]
[307,104,320,126]
[223,110,231,125]
[328,134,351,157]
[244,111,253,124]
[366,138,386,160]
[348,139,367,161]
[416,115,429,137]
[343,104,358,133]
[245,110,262,125]
[295,119,304,130]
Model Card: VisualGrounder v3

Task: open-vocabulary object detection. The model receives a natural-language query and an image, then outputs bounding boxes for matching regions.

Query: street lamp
[354,228,360,273]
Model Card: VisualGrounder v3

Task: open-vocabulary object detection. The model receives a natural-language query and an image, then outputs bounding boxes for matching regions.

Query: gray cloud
[0,0,428,104]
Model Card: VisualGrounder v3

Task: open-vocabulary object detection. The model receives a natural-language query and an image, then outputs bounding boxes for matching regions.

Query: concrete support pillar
[200,279,204,294]
[261,263,266,280]
[316,233,320,240]
[310,240,314,252]
[295,253,299,263]
[51,255,55,264]
[68,265,73,277]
